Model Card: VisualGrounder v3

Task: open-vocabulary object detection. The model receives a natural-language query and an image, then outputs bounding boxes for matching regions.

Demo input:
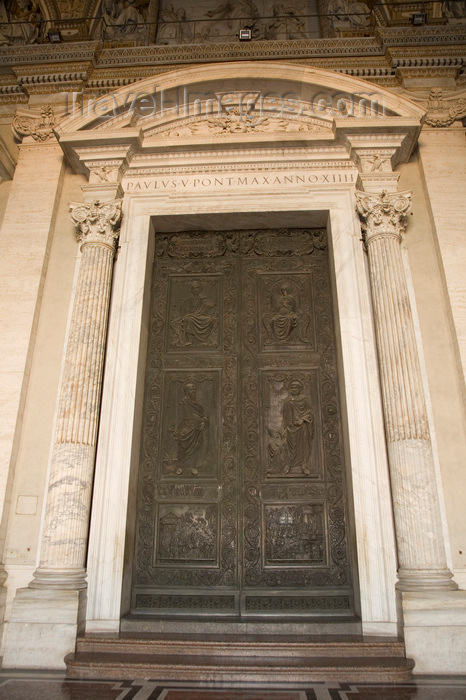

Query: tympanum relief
[134,228,353,616]
[155,0,321,44]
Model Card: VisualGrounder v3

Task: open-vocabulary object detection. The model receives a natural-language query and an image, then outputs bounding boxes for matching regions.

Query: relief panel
[263,502,326,566]
[262,370,321,479]
[167,275,221,351]
[259,273,315,351]
[160,371,220,479]
[155,503,219,565]
[134,229,353,615]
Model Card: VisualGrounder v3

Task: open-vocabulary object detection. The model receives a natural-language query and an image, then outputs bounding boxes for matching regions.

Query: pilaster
[354,145,466,673]
[0,133,64,647]
[2,196,122,668]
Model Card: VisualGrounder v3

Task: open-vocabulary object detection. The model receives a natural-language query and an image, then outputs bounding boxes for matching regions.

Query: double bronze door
[133,229,355,619]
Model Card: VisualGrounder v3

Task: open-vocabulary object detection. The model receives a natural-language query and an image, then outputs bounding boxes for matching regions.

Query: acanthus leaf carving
[69,198,122,251]
[355,189,412,244]
[12,104,61,142]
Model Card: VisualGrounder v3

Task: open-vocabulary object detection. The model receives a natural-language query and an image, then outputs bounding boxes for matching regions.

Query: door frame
[84,186,398,636]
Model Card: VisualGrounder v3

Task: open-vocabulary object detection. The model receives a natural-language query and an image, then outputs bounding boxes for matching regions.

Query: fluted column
[31,199,122,590]
[356,189,457,592]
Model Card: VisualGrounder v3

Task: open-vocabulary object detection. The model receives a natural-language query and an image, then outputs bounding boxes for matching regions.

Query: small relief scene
[326,0,373,31]
[264,503,325,565]
[442,1,466,20]
[161,374,219,478]
[260,274,314,351]
[101,0,151,41]
[156,503,218,563]
[168,276,221,351]
[264,373,320,479]
[156,0,320,44]
[0,0,43,45]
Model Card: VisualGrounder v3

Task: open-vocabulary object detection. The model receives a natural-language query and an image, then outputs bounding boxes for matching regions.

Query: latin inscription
[125,171,356,192]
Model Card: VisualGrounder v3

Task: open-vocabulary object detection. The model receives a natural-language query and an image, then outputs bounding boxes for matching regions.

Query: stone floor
[1,673,466,700]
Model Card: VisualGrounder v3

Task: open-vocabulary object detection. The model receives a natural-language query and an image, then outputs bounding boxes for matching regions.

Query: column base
[399,589,466,673]
[29,566,87,590]
[396,568,458,591]
[2,587,87,669]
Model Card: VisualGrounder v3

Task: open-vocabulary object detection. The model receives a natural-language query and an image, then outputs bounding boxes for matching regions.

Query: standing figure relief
[267,379,315,477]
[171,382,209,475]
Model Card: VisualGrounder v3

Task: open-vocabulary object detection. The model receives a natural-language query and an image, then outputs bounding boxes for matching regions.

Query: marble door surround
[2,63,466,674]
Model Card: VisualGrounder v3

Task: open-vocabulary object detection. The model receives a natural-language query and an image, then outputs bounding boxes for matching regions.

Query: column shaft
[31,200,121,590]
[357,190,456,591]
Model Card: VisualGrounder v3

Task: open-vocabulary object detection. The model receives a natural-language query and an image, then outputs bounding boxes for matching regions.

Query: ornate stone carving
[69,199,122,251]
[442,0,466,20]
[425,88,466,127]
[102,0,149,41]
[12,105,59,142]
[0,0,43,45]
[57,0,87,19]
[150,113,331,139]
[356,188,457,591]
[155,0,314,44]
[355,189,411,246]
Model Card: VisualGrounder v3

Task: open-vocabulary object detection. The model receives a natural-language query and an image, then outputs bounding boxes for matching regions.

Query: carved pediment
[144,109,333,140]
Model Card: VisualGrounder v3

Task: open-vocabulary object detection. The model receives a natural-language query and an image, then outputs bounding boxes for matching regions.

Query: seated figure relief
[0,0,42,45]
[442,0,466,18]
[328,0,371,27]
[170,279,219,348]
[264,4,307,39]
[205,0,260,37]
[157,3,193,43]
[102,0,148,39]
[262,279,310,345]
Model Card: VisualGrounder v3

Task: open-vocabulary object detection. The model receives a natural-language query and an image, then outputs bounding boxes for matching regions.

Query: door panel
[132,229,355,619]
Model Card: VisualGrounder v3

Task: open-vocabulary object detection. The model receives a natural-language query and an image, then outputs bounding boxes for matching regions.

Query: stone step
[66,636,414,683]
[75,634,407,659]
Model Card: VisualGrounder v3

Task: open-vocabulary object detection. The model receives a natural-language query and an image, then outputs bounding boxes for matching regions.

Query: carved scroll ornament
[355,190,412,244]
[69,199,122,251]
[12,105,58,142]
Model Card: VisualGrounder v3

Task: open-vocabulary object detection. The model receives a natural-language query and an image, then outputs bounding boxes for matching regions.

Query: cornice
[0,41,100,66]
[96,38,383,68]
[377,25,466,45]
[123,160,358,179]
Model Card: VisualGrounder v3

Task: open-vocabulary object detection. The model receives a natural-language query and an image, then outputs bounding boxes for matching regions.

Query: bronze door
[132,229,355,619]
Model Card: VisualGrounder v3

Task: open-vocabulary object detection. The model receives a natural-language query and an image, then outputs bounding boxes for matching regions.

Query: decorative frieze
[356,189,457,591]
[30,199,122,590]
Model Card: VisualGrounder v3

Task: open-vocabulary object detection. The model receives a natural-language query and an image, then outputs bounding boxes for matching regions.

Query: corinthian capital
[355,190,412,244]
[69,199,122,251]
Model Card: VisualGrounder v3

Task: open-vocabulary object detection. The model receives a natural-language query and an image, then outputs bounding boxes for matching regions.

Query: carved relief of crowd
[0,0,464,47]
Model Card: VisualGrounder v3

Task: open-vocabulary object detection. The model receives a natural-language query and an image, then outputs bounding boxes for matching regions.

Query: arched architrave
[57,61,425,136]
